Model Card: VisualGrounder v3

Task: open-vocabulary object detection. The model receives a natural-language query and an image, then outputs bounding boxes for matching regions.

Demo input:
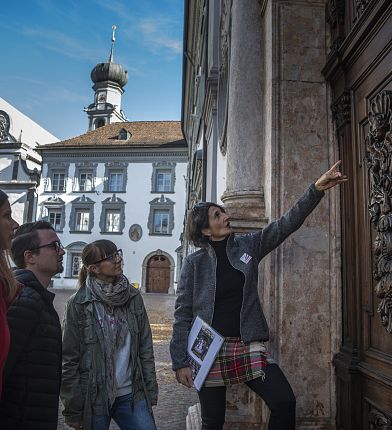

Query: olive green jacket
[60,285,158,429]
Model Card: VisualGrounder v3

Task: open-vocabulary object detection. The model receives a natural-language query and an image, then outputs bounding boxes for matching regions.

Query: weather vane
[109,25,117,62]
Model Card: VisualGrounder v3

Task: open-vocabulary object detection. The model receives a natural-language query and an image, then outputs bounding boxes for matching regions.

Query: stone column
[220,1,269,429]
[221,0,266,232]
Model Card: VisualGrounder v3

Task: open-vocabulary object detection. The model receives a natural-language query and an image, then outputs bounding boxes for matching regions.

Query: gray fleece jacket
[170,184,325,371]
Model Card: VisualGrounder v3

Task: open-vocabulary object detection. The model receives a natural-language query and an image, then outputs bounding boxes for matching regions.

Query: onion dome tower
[85,25,128,131]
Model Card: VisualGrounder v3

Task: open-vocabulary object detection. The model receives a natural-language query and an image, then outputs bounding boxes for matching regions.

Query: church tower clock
[84,25,128,131]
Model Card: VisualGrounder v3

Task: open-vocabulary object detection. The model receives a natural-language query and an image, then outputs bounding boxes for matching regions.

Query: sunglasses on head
[192,202,225,213]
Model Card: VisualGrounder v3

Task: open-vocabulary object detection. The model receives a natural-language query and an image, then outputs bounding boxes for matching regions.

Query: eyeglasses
[30,240,64,254]
[92,249,123,265]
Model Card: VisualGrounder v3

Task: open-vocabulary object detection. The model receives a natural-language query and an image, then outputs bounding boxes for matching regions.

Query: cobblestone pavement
[54,290,198,430]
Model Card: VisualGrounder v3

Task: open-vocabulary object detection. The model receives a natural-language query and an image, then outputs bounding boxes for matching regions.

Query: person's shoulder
[65,287,88,312]
[67,288,83,303]
[186,248,208,263]
[7,284,44,323]
[129,288,147,314]
[12,284,43,308]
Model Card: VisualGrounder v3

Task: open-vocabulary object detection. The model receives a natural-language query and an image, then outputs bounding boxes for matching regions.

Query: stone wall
[223,0,340,428]
[262,1,339,428]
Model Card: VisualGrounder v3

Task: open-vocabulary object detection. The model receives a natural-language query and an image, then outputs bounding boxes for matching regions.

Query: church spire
[86,25,128,131]
[109,25,116,63]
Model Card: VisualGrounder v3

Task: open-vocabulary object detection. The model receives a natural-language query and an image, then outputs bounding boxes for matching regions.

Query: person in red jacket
[0,190,19,398]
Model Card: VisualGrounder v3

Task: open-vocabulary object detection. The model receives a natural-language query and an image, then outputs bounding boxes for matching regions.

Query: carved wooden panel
[324,1,392,429]
[365,91,392,333]
[368,406,392,430]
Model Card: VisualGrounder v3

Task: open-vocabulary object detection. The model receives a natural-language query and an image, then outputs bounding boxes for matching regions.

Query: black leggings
[197,364,296,430]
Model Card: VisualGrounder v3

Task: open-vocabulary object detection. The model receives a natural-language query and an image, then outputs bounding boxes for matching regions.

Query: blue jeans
[92,393,157,430]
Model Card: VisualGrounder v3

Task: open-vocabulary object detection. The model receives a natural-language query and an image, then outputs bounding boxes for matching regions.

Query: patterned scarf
[86,274,132,406]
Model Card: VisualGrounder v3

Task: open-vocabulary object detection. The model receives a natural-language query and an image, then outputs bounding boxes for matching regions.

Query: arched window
[65,241,88,279]
[96,118,105,129]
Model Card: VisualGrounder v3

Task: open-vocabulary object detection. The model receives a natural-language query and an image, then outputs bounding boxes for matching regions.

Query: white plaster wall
[6,192,27,225]
[106,88,122,111]
[37,160,187,290]
[0,156,13,181]
[0,98,58,225]
[0,98,59,147]
[0,151,41,183]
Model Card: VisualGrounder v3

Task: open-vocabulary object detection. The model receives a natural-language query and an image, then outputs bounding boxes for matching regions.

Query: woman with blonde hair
[61,239,158,430]
[0,190,19,397]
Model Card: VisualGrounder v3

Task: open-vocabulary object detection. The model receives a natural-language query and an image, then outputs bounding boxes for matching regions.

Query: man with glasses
[0,221,64,430]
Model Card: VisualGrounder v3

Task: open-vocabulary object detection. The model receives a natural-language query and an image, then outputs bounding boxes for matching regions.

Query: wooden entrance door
[323,1,392,428]
[146,255,170,293]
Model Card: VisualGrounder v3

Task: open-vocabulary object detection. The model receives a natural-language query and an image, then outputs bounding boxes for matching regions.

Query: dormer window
[118,128,130,141]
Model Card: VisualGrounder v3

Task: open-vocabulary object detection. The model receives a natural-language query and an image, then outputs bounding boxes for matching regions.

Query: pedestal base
[221,189,267,232]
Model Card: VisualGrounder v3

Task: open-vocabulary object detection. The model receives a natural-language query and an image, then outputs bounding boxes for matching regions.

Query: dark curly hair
[186,202,225,248]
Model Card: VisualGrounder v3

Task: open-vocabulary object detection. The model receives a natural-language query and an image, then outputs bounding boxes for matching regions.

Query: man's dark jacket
[0,269,62,430]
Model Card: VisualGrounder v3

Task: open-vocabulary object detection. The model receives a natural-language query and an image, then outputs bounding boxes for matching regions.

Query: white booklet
[187,316,224,391]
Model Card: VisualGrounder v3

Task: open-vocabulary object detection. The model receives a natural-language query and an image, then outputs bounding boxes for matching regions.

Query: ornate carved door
[146,255,170,293]
[323,1,392,428]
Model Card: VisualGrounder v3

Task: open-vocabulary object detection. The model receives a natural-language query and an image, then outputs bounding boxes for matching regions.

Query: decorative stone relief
[217,0,231,155]
[20,160,40,185]
[355,0,372,21]
[331,90,351,131]
[368,406,392,429]
[326,0,344,29]
[365,90,392,333]
[326,0,345,51]
[0,110,10,140]
[129,224,142,242]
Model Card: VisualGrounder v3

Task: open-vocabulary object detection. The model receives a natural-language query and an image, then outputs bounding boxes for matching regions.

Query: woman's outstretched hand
[176,367,194,388]
[315,160,348,191]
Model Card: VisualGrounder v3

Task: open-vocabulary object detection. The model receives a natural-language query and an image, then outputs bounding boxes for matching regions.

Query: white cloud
[94,0,182,58]
[138,18,182,55]
[23,27,105,62]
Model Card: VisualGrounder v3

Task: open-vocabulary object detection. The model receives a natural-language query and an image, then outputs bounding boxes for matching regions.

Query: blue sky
[0,0,184,140]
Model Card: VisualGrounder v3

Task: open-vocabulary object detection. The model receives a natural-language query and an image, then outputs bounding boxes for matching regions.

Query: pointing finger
[328,160,342,173]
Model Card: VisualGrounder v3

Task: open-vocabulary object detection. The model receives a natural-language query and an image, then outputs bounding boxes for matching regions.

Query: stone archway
[141,250,175,294]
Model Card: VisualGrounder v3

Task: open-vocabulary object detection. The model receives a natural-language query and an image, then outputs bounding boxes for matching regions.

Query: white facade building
[0,97,59,224]
[36,121,187,292]
[36,45,187,292]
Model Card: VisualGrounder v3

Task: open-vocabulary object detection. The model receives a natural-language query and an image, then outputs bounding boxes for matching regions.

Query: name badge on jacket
[240,253,252,264]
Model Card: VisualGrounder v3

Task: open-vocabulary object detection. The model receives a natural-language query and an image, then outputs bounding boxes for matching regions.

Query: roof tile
[40,121,186,148]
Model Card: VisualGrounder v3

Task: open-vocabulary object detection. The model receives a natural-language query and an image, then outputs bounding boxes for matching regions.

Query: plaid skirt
[203,337,268,387]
